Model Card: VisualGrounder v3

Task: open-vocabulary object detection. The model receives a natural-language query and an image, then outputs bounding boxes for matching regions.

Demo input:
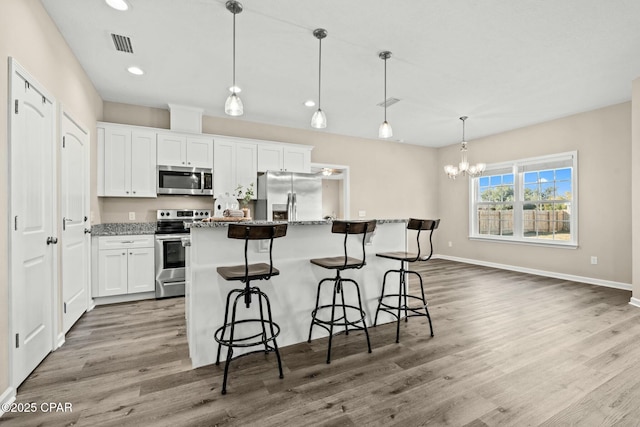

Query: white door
[103,127,131,196]
[127,248,155,293]
[61,110,90,333]
[130,130,157,197]
[157,133,186,166]
[98,249,128,296]
[10,61,56,387]
[213,139,236,197]
[186,137,213,168]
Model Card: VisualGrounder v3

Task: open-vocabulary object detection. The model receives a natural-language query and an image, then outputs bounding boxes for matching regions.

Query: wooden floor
[4,259,640,426]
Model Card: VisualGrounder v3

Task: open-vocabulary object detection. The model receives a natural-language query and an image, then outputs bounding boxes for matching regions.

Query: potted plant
[234,183,254,218]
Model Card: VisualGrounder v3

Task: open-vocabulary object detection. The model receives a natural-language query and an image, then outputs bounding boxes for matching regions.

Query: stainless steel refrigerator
[256,171,322,221]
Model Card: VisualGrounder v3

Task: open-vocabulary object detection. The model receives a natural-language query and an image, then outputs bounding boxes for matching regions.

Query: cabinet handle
[121,240,134,244]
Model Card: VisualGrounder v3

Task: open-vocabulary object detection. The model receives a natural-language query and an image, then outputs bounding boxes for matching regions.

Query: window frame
[469,151,578,248]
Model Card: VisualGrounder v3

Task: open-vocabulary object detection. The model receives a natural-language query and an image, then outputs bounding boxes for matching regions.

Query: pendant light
[310,28,328,129]
[444,116,486,179]
[224,0,243,116]
[378,51,393,138]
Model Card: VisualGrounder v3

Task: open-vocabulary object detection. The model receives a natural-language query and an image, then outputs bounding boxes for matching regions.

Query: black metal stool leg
[410,270,434,337]
[347,278,372,354]
[308,277,332,343]
[374,269,393,327]
[221,292,243,395]
[217,288,241,365]
[256,287,270,353]
[402,267,409,323]
[396,270,403,344]
[338,277,349,336]
[326,278,340,364]
[262,290,284,379]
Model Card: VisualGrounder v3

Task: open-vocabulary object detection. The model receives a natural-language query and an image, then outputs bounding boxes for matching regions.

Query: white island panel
[186,220,407,368]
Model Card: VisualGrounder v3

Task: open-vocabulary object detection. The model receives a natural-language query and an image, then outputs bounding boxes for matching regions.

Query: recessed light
[105,0,129,11]
[127,66,144,76]
[304,100,316,107]
[228,86,242,93]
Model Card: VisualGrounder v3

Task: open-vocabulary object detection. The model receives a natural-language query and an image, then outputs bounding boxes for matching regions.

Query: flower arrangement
[234,182,255,208]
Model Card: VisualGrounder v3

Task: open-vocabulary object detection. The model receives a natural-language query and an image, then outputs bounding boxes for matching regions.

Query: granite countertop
[91,222,156,236]
[187,218,407,229]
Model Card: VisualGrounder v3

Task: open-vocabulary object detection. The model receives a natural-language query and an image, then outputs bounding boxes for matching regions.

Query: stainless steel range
[155,209,210,298]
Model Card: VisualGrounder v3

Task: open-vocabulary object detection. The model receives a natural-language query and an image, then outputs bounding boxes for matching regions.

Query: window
[470,152,577,247]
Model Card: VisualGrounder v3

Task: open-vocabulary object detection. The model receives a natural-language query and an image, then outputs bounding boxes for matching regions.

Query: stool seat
[376,251,430,262]
[217,264,280,281]
[310,256,364,270]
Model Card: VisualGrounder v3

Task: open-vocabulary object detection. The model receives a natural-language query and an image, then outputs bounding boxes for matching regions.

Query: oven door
[155,234,187,298]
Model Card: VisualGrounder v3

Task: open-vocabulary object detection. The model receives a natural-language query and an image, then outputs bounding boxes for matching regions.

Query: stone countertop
[186,218,407,229]
[91,222,156,236]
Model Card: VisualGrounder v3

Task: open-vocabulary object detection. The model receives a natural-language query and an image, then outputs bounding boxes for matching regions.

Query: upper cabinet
[157,133,213,169]
[213,138,257,198]
[98,124,157,198]
[257,143,312,173]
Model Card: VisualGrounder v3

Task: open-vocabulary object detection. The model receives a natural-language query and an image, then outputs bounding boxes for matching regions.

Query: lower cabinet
[94,235,155,297]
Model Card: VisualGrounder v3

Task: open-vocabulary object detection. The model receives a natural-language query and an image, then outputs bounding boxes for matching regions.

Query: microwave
[157,166,213,195]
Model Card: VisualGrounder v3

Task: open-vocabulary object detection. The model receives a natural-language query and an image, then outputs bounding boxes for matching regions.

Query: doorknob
[84,228,92,234]
[63,217,73,231]
[46,237,58,245]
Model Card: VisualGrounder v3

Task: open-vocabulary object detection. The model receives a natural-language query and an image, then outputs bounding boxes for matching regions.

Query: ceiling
[40,0,640,147]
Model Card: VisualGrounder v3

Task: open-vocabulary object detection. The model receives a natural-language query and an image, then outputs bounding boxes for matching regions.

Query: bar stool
[374,218,440,343]
[308,220,376,364]
[214,223,288,395]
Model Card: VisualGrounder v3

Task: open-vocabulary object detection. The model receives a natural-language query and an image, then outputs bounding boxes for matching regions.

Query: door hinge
[14,99,18,114]
[62,136,65,148]
[25,80,30,90]
[15,333,19,348]
[14,216,18,231]
[64,302,67,314]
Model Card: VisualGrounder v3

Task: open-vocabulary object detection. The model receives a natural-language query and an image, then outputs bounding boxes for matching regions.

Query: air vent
[377,97,400,108]
[111,33,133,53]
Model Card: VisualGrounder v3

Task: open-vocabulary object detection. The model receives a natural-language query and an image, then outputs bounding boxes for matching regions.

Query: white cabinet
[214,138,257,198]
[257,143,312,173]
[99,124,157,198]
[157,133,213,169]
[95,235,154,297]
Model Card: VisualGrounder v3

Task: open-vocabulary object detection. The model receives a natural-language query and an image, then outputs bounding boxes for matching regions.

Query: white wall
[437,102,632,285]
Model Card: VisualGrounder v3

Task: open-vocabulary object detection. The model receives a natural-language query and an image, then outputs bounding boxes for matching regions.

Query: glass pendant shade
[225,92,243,116]
[311,108,327,129]
[225,1,244,117]
[379,120,393,138]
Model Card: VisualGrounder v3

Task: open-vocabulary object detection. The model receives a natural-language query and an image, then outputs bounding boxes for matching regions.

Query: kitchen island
[185,219,408,368]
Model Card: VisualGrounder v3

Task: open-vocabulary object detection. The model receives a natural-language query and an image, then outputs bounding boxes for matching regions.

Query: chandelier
[444,116,485,179]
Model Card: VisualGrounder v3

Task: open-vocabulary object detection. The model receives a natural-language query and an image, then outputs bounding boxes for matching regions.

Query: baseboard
[87,299,96,312]
[435,254,632,291]
[629,297,640,308]
[0,387,16,417]
[93,291,156,306]
[56,332,66,350]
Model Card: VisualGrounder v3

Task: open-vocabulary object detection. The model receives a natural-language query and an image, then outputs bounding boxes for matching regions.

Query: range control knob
[160,212,165,216]
[166,212,170,217]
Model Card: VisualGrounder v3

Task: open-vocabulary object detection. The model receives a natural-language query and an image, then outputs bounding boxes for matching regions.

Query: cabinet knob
[133,190,136,194]
[130,252,133,255]
[182,161,185,164]
[122,252,126,256]
[188,162,191,165]
[126,191,129,194]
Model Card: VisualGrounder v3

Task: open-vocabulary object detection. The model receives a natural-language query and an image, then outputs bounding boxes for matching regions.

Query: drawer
[98,235,154,250]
